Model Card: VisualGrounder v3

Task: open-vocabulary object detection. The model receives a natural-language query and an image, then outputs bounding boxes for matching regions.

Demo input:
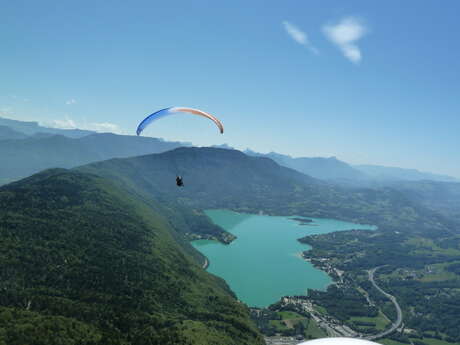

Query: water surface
[192,210,375,307]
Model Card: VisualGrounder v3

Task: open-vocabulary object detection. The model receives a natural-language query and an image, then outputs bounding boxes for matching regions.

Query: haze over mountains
[1,116,458,185]
[1,116,458,230]
[243,149,459,183]
[0,116,94,138]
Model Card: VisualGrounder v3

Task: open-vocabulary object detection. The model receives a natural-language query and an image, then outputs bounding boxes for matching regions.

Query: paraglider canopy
[136,106,224,136]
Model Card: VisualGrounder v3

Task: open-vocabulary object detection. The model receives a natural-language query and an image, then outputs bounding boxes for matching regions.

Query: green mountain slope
[78,147,456,238]
[0,169,264,345]
[389,180,460,223]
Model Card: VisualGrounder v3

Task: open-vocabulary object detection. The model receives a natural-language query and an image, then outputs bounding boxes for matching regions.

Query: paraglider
[136,107,224,187]
[176,176,184,187]
[136,107,224,136]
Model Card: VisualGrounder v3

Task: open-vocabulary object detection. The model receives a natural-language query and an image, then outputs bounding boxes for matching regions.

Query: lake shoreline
[192,209,375,307]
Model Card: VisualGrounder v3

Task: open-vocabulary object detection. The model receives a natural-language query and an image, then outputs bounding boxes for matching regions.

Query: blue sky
[1,0,459,177]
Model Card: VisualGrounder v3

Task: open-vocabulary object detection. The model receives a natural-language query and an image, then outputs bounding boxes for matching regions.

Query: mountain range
[77,147,456,238]
[243,149,459,183]
[0,117,459,343]
[0,132,187,183]
[1,116,457,185]
[0,116,94,138]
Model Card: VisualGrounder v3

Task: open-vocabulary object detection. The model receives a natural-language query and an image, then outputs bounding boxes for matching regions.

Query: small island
[291,217,314,225]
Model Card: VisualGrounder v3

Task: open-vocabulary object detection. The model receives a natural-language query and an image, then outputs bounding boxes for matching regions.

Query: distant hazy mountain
[0,116,94,138]
[355,164,459,182]
[0,125,28,140]
[389,180,460,223]
[0,133,188,181]
[2,116,457,184]
[244,149,367,180]
[243,149,460,183]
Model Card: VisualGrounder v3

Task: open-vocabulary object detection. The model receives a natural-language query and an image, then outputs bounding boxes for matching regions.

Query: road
[265,266,403,344]
[365,266,403,340]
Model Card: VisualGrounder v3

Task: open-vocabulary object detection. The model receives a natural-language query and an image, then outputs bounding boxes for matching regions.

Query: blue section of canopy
[136,107,172,136]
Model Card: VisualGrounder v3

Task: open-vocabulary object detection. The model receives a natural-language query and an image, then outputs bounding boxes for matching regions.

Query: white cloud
[50,117,77,129]
[65,99,77,105]
[283,21,319,55]
[323,17,367,64]
[0,107,15,117]
[48,116,123,134]
[86,122,122,134]
[0,109,122,134]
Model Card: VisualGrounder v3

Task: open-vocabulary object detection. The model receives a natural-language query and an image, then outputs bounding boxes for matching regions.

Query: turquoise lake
[192,209,376,307]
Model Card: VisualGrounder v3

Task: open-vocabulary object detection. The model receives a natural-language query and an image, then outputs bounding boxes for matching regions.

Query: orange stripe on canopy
[173,107,224,134]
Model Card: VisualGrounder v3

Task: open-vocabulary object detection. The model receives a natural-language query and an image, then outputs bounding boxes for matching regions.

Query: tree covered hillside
[0,169,264,345]
[78,147,456,238]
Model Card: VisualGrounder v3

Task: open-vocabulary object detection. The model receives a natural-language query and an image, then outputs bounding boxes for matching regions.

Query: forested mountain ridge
[0,169,264,345]
[78,147,456,238]
[74,146,460,342]
[0,145,458,344]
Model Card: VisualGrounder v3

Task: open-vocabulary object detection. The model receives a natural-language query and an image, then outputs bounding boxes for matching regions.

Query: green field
[268,311,326,339]
[349,311,390,331]
[419,262,460,282]
[378,259,460,283]
[406,237,460,257]
[278,311,303,320]
[378,339,409,345]
[304,319,327,339]
[268,320,289,332]
[314,305,327,315]
[409,337,460,345]
[378,336,458,345]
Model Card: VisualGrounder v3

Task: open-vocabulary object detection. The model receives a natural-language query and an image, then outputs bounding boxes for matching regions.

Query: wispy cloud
[323,17,367,64]
[48,116,123,134]
[86,122,122,134]
[283,21,319,55]
[7,95,30,102]
[65,99,77,105]
[49,117,78,129]
[0,107,15,118]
